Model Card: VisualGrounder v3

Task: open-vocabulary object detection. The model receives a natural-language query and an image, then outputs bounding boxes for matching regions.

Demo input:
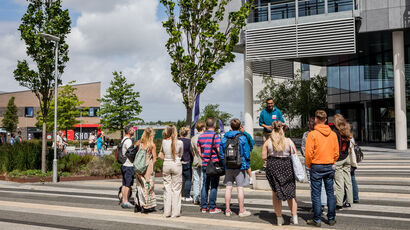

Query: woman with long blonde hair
[332,114,354,210]
[160,125,183,218]
[262,121,298,226]
[135,127,157,213]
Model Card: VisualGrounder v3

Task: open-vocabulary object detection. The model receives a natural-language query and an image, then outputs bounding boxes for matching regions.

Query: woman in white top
[262,121,298,226]
[159,125,183,218]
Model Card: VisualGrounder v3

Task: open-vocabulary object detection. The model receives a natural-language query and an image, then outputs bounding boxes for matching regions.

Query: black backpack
[116,138,130,164]
[224,133,243,169]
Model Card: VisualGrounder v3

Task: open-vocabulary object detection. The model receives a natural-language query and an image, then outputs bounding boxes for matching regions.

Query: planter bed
[1,175,122,183]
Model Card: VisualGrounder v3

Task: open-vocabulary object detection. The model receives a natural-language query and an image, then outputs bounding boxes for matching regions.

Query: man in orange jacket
[305,110,339,227]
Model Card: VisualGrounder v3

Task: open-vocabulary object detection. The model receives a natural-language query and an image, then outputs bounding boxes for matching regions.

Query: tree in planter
[199,104,232,131]
[160,0,252,128]
[13,0,71,173]
[2,97,19,134]
[36,81,84,133]
[98,71,143,139]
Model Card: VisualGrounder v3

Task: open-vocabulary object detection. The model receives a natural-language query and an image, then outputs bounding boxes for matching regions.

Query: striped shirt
[197,131,221,167]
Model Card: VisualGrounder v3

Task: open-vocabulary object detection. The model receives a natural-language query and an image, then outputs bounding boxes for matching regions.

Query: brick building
[0,82,101,140]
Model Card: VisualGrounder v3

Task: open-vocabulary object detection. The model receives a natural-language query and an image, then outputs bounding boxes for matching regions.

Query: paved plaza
[0,146,409,230]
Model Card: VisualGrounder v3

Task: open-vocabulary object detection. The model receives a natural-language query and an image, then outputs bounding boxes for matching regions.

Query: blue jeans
[182,164,193,198]
[201,167,220,209]
[306,166,327,206]
[193,166,202,202]
[310,164,336,223]
[351,167,359,202]
[97,148,104,156]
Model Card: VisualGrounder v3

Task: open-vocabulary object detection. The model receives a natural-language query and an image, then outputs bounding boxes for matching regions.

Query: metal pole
[80,109,82,149]
[53,41,59,183]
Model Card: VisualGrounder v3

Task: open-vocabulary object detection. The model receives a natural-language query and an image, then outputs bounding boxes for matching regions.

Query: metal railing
[249,0,356,23]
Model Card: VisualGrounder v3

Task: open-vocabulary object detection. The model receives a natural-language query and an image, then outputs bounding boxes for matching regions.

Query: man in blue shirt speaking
[259,98,285,142]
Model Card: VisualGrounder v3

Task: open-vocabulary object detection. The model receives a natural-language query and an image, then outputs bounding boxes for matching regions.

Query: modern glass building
[236,0,409,149]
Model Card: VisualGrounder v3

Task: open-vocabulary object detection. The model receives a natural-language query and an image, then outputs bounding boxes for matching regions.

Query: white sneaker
[249,178,253,185]
[185,197,193,202]
[181,197,186,202]
[239,210,251,217]
[277,216,284,226]
[291,215,299,225]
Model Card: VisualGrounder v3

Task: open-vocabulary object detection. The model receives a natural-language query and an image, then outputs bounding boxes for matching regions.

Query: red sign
[46,134,52,140]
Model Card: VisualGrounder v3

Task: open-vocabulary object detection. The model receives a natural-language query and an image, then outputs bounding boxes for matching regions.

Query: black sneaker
[260,167,266,172]
[336,205,343,211]
[306,219,321,227]
[343,203,351,208]
[353,200,359,204]
[134,205,141,213]
[328,220,337,226]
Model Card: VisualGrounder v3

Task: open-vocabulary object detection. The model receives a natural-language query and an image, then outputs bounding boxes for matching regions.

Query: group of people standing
[117,97,359,227]
[118,117,254,219]
[88,131,106,156]
[0,131,23,145]
[257,98,360,227]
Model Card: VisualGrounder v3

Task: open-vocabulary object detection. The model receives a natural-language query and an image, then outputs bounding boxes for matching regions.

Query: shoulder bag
[205,133,225,176]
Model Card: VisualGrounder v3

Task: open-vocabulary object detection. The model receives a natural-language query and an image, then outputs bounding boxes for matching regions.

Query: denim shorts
[121,166,134,187]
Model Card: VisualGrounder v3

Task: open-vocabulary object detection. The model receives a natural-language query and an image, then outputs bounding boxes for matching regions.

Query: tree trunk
[186,105,193,131]
[120,130,124,140]
[41,121,47,173]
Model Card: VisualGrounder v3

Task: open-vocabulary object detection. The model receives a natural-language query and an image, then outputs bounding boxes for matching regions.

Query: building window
[89,108,94,117]
[298,0,325,17]
[301,63,310,80]
[328,0,354,13]
[25,107,34,117]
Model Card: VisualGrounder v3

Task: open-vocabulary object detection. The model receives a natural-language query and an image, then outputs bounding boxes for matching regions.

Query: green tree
[160,0,252,128]
[295,75,327,122]
[98,71,143,139]
[257,74,327,126]
[2,97,19,134]
[13,0,71,173]
[36,81,84,132]
[199,104,232,132]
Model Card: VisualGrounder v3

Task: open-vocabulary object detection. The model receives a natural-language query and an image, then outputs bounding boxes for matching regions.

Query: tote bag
[289,139,306,182]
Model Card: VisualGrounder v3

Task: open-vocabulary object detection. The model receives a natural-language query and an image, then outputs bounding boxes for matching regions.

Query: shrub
[250,147,264,171]
[58,153,83,173]
[86,152,121,176]
[0,142,53,173]
[285,127,308,138]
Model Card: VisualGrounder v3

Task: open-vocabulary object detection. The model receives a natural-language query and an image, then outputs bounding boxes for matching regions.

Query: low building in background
[0,82,101,141]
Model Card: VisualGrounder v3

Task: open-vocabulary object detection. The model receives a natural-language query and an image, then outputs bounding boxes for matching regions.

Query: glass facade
[301,63,310,80]
[250,0,355,23]
[327,31,410,143]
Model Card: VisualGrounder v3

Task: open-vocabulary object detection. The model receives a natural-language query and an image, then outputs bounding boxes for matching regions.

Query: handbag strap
[210,133,221,161]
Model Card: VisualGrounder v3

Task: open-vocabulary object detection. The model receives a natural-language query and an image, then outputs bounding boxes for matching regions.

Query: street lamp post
[39,33,60,183]
[80,107,82,149]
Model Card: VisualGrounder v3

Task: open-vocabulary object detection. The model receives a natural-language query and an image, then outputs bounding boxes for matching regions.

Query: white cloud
[0,0,245,122]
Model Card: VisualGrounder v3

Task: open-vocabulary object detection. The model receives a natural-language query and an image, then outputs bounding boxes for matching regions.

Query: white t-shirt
[121,137,133,167]
[56,135,63,149]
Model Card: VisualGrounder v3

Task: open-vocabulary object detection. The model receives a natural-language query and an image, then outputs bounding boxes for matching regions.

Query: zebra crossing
[0,146,408,229]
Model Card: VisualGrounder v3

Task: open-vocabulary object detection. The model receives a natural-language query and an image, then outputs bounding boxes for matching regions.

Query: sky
[0,0,245,122]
